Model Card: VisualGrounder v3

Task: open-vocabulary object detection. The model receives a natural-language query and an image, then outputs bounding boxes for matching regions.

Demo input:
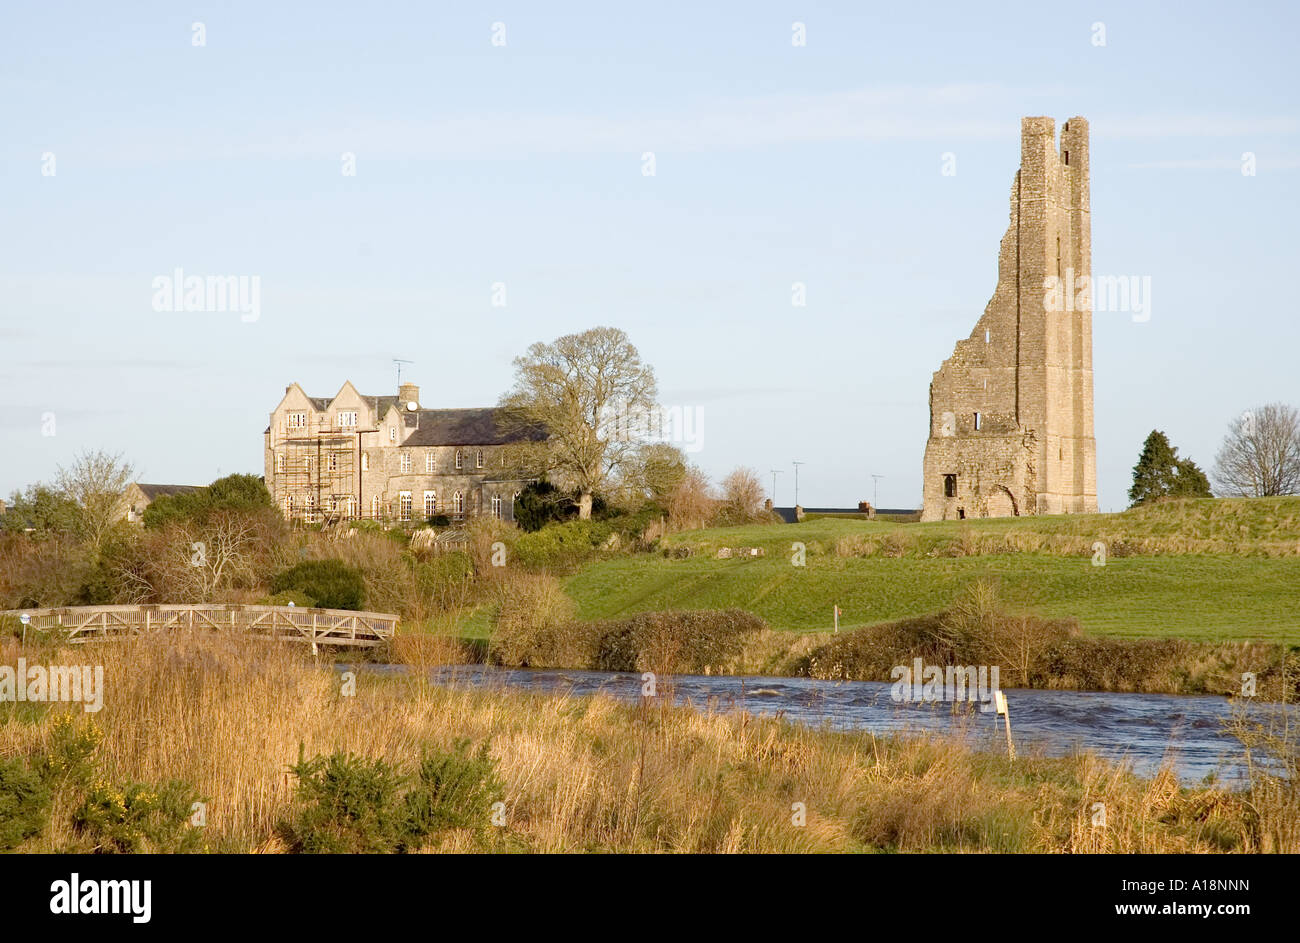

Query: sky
[2,1,1297,510]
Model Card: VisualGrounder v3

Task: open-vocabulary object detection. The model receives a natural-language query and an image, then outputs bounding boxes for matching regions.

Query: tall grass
[1,634,1296,852]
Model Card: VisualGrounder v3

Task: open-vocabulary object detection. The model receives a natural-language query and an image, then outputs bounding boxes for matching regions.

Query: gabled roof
[290,386,546,446]
[366,395,399,418]
[403,408,545,447]
[134,483,202,501]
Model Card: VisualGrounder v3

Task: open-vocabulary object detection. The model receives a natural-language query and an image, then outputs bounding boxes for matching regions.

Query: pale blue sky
[2,1,1297,509]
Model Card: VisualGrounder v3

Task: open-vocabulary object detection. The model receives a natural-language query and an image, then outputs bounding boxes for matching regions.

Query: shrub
[282,742,500,853]
[72,778,204,854]
[410,552,476,613]
[800,587,1077,684]
[0,758,50,851]
[488,573,584,667]
[404,740,501,835]
[513,479,577,532]
[271,559,366,611]
[143,473,278,529]
[591,610,768,674]
[711,467,771,527]
[491,605,768,674]
[511,519,613,571]
[6,715,204,853]
[282,749,409,853]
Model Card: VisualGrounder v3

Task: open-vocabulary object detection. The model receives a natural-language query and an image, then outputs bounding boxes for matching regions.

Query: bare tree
[142,512,261,602]
[500,326,658,519]
[1213,403,1300,497]
[666,465,716,532]
[716,467,767,525]
[55,449,135,551]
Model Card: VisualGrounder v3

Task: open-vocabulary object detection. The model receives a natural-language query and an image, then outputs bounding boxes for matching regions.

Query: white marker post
[19,612,30,647]
[995,690,1014,761]
[833,605,840,633]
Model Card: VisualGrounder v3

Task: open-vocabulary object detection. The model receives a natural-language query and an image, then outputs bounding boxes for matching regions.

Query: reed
[1,633,1295,853]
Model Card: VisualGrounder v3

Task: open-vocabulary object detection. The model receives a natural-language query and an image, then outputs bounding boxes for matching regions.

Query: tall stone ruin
[921,116,1098,521]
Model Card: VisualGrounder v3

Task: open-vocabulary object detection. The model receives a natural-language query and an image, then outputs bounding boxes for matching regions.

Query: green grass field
[563,498,1300,643]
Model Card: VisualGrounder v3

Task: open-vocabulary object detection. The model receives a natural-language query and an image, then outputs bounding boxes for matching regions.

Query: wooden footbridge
[1,604,399,649]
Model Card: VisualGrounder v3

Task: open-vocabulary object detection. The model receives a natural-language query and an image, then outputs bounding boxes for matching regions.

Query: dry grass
[1,634,1295,853]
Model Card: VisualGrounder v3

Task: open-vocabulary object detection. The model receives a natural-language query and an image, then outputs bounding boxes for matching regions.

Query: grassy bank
[469,578,1300,699]
[562,499,1300,643]
[566,553,1300,641]
[2,634,1296,853]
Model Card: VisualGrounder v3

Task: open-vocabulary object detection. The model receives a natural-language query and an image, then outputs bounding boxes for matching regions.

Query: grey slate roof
[295,390,546,447]
[136,483,202,500]
[402,407,545,447]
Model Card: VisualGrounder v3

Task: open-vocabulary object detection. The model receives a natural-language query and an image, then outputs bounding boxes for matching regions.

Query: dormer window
[389,426,396,443]
[288,412,307,429]
[337,411,357,427]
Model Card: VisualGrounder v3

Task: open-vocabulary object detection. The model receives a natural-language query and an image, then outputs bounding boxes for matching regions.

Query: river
[366,664,1288,784]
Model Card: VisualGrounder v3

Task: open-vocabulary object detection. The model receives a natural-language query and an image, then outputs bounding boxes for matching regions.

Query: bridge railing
[0,604,399,648]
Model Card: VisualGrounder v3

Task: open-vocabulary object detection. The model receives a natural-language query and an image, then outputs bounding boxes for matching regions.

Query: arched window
[361,452,369,471]
[491,495,502,518]
[455,449,463,470]
[476,450,484,468]
[453,491,464,517]
[371,494,381,519]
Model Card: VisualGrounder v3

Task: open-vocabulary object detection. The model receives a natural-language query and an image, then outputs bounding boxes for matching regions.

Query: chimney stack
[399,382,420,410]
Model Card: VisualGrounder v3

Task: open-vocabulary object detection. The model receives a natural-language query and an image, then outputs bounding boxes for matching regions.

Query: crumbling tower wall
[921,116,1098,521]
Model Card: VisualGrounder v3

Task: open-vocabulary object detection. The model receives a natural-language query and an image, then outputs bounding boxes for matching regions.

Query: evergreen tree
[1128,430,1213,506]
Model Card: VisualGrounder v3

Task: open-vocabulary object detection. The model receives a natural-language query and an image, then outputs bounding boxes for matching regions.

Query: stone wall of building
[263,381,531,524]
[921,116,1098,521]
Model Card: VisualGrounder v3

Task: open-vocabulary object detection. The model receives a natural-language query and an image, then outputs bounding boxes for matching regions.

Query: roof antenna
[393,358,413,387]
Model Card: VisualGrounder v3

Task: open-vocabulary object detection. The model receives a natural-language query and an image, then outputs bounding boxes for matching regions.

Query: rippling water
[366,664,1287,784]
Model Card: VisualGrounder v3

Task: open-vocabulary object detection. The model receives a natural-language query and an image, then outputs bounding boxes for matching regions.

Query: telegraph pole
[769,469,783,506]
[872,474,884,509]
[792,461,804,507]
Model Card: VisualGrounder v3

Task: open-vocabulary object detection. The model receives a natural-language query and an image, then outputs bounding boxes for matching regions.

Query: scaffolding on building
[272,418,360,524]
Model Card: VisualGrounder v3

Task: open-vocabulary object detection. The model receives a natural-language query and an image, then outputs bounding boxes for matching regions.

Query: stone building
[121,483,202,524]
[263,380,540,524]
[921,116,1098,521]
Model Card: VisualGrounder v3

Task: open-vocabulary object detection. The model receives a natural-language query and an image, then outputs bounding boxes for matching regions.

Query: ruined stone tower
[921,116,1097,521]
